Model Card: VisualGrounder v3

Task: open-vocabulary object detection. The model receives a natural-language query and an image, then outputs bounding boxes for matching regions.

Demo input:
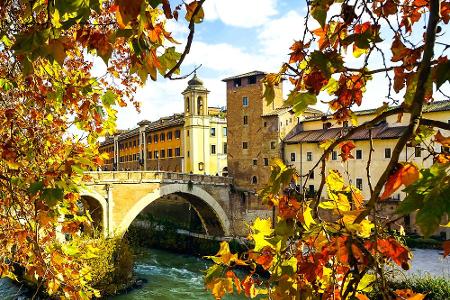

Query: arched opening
[197,96,203,115]
[251,176,258,184]
[119,184,230,237]
[79,195,105,234]
[222,167,228,177]
[186,97,190,113]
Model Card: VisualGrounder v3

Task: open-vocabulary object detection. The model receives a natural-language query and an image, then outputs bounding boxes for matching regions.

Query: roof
[261,106,324,117]
[285,123,408,144]
[303,99,450,121]
[100,114,185,146]
[222,71,266,82]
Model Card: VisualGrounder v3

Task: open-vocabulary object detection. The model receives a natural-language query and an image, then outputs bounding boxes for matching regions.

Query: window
[211,128,216,136]
[356,178,363,190]
[385,148,391,159]
[251,176,258,184]
[264,122,267,127]
[290,153,296,162]
[148,151,152,159]
[264,158,269,166]
[168,148,173,157]
[160,149,165,158]
[243,115,248,125]
[309,171,314,179]
[223,127,227,136]
[270,141,276,149]
[253,159,257,166]
[167,131,173,140]
[187,130,189,137]
[248,75,257,84]
[175,148,181,156]
[243,142,248,149]
[309,185,315,193]
[160,133,165,141]
[332,151,338,160]
[133,154,136,161]
[147,135,152,144]
[175,130,181,139]
[223,142,227,154]
[306,152,312,161]
[343,121,349,128]
[242,96,249,107]
[323,122,332,129]
[133,140,136,147]
[154,150,158,159]
[211,144,216,154]
[415,146,421,157]
[187,151,190,157]
[356,149,362,159]
[153,135,158,143]
[234,78,242,87]
[285,120,288,126]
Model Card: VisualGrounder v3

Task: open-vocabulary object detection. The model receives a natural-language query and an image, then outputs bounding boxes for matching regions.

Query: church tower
[182,73,211,174]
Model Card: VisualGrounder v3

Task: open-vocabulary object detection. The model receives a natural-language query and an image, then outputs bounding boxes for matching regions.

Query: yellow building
[99,74,228,176]
[283,100,450,235]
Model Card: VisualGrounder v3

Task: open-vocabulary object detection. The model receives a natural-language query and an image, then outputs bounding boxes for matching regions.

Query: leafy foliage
[0,0,204,297]
[206,0,449,299]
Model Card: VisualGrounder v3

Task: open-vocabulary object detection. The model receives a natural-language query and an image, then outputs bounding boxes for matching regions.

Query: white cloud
[203,0,278,28]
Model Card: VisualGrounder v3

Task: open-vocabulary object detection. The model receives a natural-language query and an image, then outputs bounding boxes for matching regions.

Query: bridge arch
[118,184,231,236]
[79,190,109,236]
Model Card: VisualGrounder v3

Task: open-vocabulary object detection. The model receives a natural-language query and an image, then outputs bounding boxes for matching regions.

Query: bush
[69,233,134,296]
[404,237,442,249]
[370,275,450,299]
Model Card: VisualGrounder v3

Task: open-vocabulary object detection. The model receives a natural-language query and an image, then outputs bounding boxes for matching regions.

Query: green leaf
[40,188,64,207]
[286,92,317,116]
[397,163,450,237]
[101,90,117,107]
[263,83,275,105]
[435,60,450,89]
[28,181,44,195]
[310,0,334,28]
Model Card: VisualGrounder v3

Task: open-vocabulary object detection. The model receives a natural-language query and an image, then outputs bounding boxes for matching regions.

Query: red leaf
[377,238,411,269]
[339,141,356,161]
[443,241,450,258]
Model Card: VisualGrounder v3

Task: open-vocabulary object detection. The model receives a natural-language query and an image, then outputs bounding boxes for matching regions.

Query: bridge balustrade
[83,171,232,185]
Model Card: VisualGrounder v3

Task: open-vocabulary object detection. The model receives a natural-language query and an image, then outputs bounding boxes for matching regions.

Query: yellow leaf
[303,205,316,229]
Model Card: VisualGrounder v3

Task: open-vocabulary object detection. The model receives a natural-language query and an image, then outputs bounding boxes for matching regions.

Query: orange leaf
[443,241,450,258]
[381,163,419,200]
[435,131,450,147]
[356,294,370,300]
[394,289,426,300]
[377,238,411,269]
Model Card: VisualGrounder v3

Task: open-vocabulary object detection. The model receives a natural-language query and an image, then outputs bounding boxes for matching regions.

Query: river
[0,248,448,299]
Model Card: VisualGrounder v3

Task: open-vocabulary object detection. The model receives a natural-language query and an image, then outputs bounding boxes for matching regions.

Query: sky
[95,0,449,129]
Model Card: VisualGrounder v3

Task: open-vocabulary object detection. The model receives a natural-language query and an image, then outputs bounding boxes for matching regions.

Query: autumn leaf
[394,289,426,300]
[339,141,356,161]
[381,163,420,200]
[376,238,411,269]
[185,1,204,23]
[435,131,450,147]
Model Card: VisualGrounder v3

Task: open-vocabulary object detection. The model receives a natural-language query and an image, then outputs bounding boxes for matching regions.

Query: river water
[0,248,448,299]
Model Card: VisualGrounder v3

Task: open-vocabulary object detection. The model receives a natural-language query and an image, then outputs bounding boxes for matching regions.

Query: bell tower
[182,73,211,174]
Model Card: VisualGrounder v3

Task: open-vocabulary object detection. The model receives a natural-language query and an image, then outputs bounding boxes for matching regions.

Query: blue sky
[105,0,449,129]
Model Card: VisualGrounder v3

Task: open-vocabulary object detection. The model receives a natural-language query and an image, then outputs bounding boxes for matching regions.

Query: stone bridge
[80,171,264,238]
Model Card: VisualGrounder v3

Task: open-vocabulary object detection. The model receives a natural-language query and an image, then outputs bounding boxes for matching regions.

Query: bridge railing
[83,171,233,185]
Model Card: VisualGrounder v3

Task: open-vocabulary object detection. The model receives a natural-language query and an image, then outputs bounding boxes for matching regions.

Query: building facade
[223,71,322,192]
[99,74,228,176]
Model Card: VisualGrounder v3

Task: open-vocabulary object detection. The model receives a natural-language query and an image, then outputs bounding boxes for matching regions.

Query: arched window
[197,96,203,115]
[186,97,190,112]
[222,167,228,177]
[251,176,257,184]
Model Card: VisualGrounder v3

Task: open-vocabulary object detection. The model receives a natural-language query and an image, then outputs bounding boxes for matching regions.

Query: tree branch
[355,0,441,223]
[164,0,206,79]
[420,118,450,131]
